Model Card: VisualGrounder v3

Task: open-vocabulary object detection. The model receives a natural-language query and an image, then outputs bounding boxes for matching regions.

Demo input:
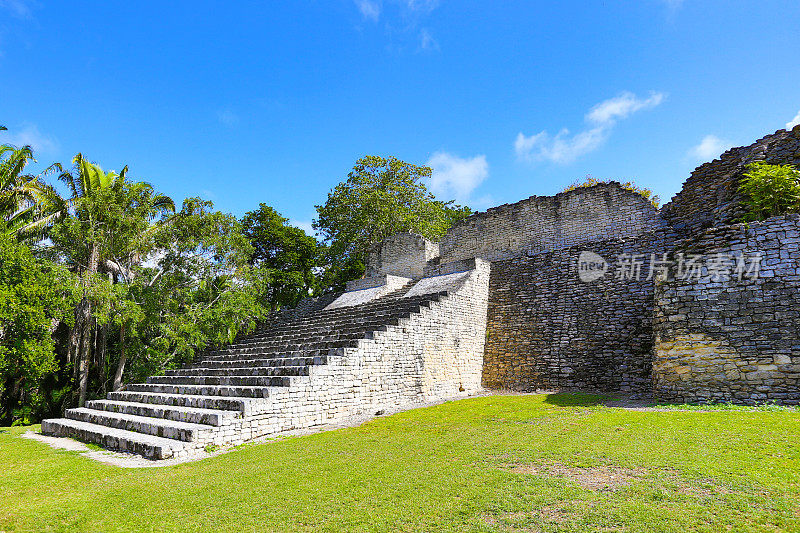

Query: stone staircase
[41,262,490,460]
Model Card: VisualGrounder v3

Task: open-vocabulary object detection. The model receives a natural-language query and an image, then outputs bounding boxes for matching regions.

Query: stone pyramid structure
[42,260,490,459]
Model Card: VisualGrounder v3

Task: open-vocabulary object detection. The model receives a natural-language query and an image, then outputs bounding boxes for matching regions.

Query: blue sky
[1,1,799,234]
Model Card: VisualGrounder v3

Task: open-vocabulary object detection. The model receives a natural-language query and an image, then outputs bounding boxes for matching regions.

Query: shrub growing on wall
[561,177,660,208]
[738,161,800,221]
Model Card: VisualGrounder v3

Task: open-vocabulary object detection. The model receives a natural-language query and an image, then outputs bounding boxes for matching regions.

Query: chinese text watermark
[577,250,762,283]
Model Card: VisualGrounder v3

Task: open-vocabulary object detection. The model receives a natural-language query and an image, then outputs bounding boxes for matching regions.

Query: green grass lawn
[1,393,799,532]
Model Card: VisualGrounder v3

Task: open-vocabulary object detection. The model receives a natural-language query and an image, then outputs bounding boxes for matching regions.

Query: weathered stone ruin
[42,126,800,458]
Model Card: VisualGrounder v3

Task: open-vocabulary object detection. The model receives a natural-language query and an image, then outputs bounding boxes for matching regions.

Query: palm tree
[0,130,66,242]
[58,154,175,404]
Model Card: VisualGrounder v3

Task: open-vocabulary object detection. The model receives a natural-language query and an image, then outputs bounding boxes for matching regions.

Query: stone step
[147,370,308,386]
[246,313,416,335]
[126,382,281,398]
[168,356,326,374]
[107,390,261,414]
[241,302,436,337]
[245,321,399,338]
[217,331,380,346]
[65,407,215,443]
[41,418,187,460]
[207,340,361,356]
[166,365,316,377]
[218,333,374,350]
[86,399,239,426]
[188,355,335,370]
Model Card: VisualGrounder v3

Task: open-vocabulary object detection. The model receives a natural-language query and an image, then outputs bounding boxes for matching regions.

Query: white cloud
[426,151,488,203]
[514,128,607,165]
[290,220,316,236]
[787,110,800,130]
[585,91,665,126]
[217,109,239,127]
[0,123,59,155]
[355,0,381,21]
[515,91,665,164]
[405,0,439,14]
[418,28,439,51]
[688,135,733,162]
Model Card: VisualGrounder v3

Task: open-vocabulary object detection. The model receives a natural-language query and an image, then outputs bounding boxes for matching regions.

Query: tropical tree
[0,233,78,425]
[0,127,66,242]
[52,154,175,405]
[314,155,471,290]
[116,198,267,386]
[241,204,319,309]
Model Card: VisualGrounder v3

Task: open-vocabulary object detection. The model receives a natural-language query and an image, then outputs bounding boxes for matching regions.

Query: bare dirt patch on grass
[504,461,647,491]
[483,502,607,532]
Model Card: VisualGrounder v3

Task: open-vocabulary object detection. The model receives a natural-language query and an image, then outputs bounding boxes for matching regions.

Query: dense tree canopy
[241,203,319,309]
[314,155,470,290]
[0,234,77,424]
[50,155,176,405]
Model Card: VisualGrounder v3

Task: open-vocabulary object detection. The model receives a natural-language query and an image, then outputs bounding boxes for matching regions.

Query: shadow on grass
[543,392,609,407]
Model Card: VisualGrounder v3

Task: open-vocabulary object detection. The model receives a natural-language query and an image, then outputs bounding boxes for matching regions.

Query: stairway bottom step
[41,418,189,460]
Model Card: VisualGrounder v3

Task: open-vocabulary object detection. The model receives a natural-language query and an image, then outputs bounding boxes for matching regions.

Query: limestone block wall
[237,260,490,439]
[482,233,671,392]
[661,126,800,236]
[653,215,800,404]
[437,182,664,264]
[365,232,440,279]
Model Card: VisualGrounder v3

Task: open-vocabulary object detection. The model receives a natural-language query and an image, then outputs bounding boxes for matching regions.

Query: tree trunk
[67,302,85,367]
[112,324,127,392]
[77,243,99,407]
[97,320,108,394]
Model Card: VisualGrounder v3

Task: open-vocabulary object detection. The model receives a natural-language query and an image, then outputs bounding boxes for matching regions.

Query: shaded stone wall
[653,215,800,404]
[482,232,672,392]
[661,125,800,236]
[365,232,439,279]
[438,182,664,264]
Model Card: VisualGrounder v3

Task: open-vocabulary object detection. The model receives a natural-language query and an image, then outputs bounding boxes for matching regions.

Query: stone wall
[653,214,800,404]
[661,126,800,236]
[437,182,664,264]
[365,232,439,279]
[483,232,672,392]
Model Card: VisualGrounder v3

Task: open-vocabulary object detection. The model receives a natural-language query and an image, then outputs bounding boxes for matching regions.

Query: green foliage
[0,142,65,243]
[46,157,264,402]
[241,204,319,309]
[0,234,78,425]
[314,155,471,290]
[51,161,175,277]
[561,176,660,208]
[738,161,800,221]
[121,197,267,381]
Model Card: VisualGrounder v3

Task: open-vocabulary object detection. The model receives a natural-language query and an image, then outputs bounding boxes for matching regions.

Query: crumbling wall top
[661,125,800,235]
